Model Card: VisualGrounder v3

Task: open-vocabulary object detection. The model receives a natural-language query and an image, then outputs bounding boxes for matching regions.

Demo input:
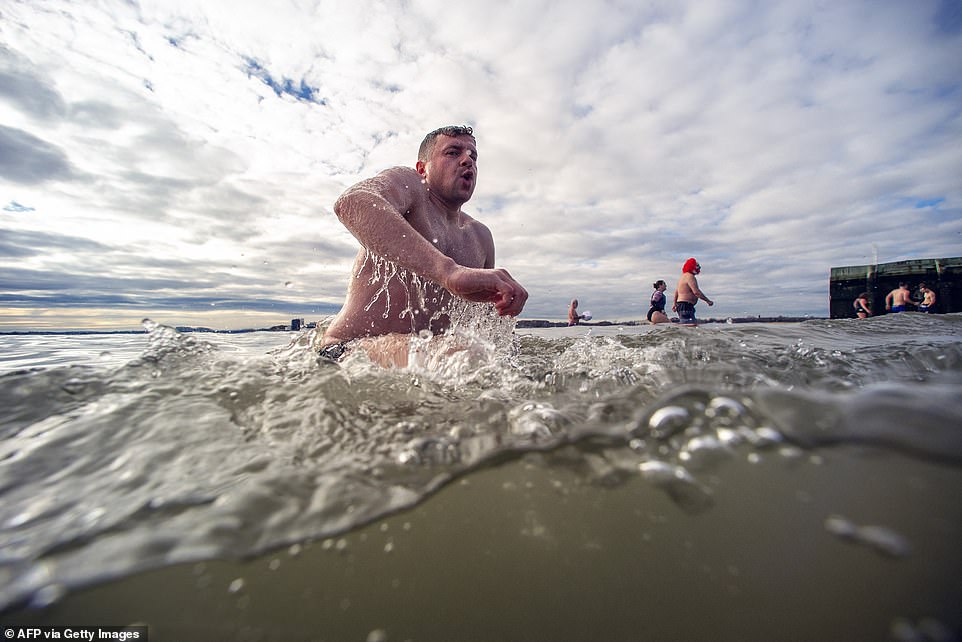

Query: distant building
[291,318,304,331]
[829,257,961,318]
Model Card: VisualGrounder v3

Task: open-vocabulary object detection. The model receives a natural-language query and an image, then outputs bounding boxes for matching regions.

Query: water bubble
[508,402,567,439]
[750,426,783,448]
[227,578,245,594]
[29,584,66,609]
[639,460,714,515]
[706,396,745,419]
[679,435,733,469]
[855,525,911,558]
[646,406,690,439]
[824,515,858,539]
[367,630,389,642]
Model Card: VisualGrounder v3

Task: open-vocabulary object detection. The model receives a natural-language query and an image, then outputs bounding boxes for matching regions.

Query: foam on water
[1,312,961,614]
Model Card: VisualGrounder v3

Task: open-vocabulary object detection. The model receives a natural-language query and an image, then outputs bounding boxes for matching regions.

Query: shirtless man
[885,282,915,313]
[568,299,584,326]
[319,125,528,366]
[672,258,713,324]
[918,282,937,313]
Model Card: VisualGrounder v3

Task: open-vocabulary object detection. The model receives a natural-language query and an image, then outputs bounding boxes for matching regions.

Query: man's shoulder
[379,166,421,181]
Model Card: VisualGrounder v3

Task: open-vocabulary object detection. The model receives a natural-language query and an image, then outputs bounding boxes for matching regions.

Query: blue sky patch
[915,197,945,209]
[3,201,35,213]
[244,58,325,105]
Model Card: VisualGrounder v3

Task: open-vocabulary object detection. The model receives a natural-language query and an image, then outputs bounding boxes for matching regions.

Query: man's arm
[333,168,526,316]
[334,168,454,282]
[691,278,714,306]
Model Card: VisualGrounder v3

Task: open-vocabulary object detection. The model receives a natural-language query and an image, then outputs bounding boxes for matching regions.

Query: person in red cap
[672,258,713,324]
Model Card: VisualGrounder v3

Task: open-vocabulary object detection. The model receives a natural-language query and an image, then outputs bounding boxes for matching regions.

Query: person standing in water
[672,258,713,324]
[648,280,670,324]
[918,283,937,313]
[568,299,585,326]
[319,125,528,366]
[853,292,873,318]
[885,282,915,313]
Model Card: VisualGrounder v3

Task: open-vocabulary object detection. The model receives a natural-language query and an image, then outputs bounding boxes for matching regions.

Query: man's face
[417,134,478,204]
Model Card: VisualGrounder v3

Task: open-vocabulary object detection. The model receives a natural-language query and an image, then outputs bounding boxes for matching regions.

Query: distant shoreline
[1,316,827,336]
[517,316,824,328]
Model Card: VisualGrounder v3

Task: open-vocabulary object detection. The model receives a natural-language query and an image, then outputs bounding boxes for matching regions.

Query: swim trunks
[676,301,697,323]
[919,305,934,314]
[318,342,350,362]
[890,305,905,313]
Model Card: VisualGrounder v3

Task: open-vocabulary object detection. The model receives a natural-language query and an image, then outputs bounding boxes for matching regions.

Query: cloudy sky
[2,0,960,330]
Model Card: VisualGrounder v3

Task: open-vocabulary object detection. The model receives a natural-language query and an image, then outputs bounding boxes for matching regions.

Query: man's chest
[411,216,486,268]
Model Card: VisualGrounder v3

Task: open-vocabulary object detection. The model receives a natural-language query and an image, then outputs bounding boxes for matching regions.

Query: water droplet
[30,584,66,609]
[228,578,245,594]
[367,628,388,642]
[646,406,690,438]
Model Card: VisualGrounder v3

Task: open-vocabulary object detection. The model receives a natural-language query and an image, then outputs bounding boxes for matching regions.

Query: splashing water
[0,313,961,627]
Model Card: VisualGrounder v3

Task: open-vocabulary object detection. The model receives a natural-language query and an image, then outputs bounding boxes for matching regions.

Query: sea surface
[1,313,961,641]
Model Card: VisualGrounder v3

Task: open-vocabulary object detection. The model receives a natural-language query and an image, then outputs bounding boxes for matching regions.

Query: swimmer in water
[647,280,670,324]
[319,125,528,367]
[885,282,915,313]
[568,299,585,326]
[672,258,713,324]
[918,282,937,313]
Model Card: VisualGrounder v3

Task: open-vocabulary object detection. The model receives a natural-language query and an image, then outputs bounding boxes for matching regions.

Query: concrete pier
[829,257,961,318]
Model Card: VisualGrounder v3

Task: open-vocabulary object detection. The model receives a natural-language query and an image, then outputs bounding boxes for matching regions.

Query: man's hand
[444,266,528,316]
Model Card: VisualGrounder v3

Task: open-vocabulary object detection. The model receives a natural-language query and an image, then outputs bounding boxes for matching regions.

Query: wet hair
[418,125,475,162]
[653,280,666,289]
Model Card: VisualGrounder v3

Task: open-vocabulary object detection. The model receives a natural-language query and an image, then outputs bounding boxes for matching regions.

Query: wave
[1,314,960,611]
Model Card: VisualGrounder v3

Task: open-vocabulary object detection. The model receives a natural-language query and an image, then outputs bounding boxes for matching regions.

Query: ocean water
[2,313,961,641]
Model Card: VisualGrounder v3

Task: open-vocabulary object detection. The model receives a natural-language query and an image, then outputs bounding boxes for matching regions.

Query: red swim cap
[683,258,699,273]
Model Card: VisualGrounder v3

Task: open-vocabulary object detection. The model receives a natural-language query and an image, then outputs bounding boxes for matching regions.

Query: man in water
[319,125,528,366]
[885,282,915,313]
[918,282,937,313]
[568,299,584,326]
[672,258,713,324]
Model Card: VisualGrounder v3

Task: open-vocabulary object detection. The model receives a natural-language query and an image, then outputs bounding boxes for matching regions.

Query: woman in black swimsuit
[853,292,872,319]
[648,280,670,324]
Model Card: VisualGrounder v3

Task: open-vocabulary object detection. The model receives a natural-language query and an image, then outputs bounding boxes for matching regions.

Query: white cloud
[1,0,960,329]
